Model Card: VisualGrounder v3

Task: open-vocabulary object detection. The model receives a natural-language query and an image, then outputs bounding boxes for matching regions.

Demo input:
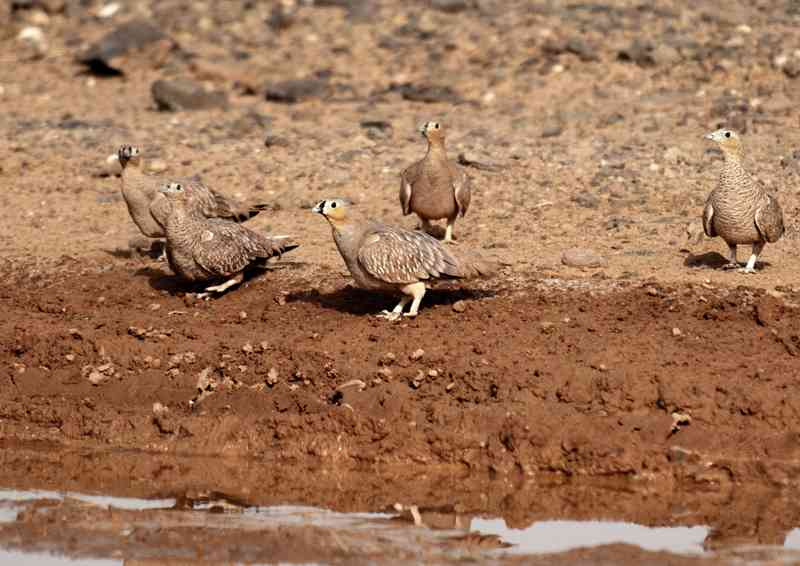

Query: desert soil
[2,0,800,564]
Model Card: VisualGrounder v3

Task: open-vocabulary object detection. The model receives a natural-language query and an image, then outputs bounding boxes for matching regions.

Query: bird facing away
[313,198,493,320]
[160,182,297,298]
[400,121,471,244]
[702,129,784,273]
[117,145,269,240]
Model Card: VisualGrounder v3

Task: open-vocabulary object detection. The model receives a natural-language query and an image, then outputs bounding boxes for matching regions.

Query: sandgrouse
[313,198,493,320]
[400,121,471,243]
[117,145,268,239]
[702,129,784,273]
[160,182,297,298]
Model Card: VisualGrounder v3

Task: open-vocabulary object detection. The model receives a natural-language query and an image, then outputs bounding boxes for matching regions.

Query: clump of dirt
[2,259,800,488]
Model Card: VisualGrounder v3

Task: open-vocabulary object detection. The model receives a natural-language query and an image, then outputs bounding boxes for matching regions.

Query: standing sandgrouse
[160,182,297,298]
[313,198,493,320]
[400,121,471,243]
[702,129,784,273]
[117,145,268,239]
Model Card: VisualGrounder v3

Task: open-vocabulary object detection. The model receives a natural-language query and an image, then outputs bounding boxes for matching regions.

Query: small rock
[264,135,290,148]
[410,348,425,361]
[65,354,75,362]
[78,20,172,75]
[452,300,467,313]
[377,367,393,380]
[242,342,254,354]
[97,2,120,18]
[265,77,329,103]
[390,83,463,104]
[540,321,555,334]
[541,122,563,138]
[266,367,279,386]
[445,382,456,392]
[561,248,608,268]
[151,78,228,111]
[239,311,248,320]
[380,352,396,366]
[18,26,46,53]
[672,327,682,337]
[360,120,393,140]
[431,0,473,13]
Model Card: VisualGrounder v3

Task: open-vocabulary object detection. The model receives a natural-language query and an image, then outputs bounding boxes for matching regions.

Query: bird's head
[704,128,743,159]
[312,198,352,224]
[159,181,189,202]
[118,145,142,168]
[420,121,445,143]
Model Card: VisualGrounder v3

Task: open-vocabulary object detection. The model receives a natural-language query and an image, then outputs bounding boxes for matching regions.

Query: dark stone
[617,39,656,67]
[265,77,330,103]
[267,3,295,31]
[457,153,503,172]
[360,120,393,140]
[151,79,228,111]
[783,58,800,78]
[390,83,463,104]
[541,124,563,138]
[78,20,171,75]
[431,0,474,13]
[572,192,600,209]
[264,135,290,148]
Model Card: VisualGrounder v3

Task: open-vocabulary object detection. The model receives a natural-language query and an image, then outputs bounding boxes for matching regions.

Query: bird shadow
[684,251,729,269]
[287,284,496,316]
[684,251,772,271]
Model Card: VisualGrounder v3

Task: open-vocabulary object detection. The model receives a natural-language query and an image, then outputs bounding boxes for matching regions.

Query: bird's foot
[402,311,418,318]
[737,267,757,274]
[194,292,212,300]
[443,239,459,246]
[376,310,402,321]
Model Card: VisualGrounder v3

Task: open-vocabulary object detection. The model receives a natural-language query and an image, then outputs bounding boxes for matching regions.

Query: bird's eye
[433,123,439,129]
[331,202,337,208]
[724,131,731,138]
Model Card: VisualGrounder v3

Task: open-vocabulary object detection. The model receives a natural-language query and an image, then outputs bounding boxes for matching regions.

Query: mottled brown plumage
[702,129,784,273]
[117,145,268,239]
[160,182,297,298]
[400,121,471,243]
[314,198,493,320]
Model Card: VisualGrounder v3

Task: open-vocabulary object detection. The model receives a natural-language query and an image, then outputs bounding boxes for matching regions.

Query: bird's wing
[452,164,471,217]
[754,192,785,243]
[702,198,716,238]
[399,162,421,216]
[357,226,462,285]
[191,221,269,277]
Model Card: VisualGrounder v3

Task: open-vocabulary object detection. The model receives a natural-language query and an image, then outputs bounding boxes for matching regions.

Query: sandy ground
[2,0,800,563]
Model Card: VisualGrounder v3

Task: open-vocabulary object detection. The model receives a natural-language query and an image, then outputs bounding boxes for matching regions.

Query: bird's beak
[703,133,714,140]
[159,185,170,194]
[312,201,324,214]
[418,124,427,136]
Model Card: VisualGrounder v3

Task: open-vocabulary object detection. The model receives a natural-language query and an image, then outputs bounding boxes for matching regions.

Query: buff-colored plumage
[117,145,268,239]
[160,182,297,298]
[702,129,784,273]
[313,198,492,319]
[400,122,471,243]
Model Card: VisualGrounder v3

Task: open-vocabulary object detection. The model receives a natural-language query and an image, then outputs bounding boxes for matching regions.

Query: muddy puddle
[2,470,800,565]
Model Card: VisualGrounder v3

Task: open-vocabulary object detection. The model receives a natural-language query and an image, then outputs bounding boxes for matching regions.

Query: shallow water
[2,488,800,564]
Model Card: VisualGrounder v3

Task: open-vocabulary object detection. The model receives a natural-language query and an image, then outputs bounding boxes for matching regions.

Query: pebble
[152,78,228,111]
[672,327,682,337]
[540,321,556,334]
[452,300,467,313]
[98,2,120,18]
[380,352,396,366]
[410,348,425,361]
[561,248,608,268]
[242,342,254,354]
[266,367,279,386]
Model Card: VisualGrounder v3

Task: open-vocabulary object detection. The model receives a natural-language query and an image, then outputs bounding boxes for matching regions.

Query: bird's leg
[740,242,765,274]
[444,219,458,245]
[197,272,245,299]
[419,218,435,236]
[722,244,738,270]
[402,282,427,318]
[377,295,411,321]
